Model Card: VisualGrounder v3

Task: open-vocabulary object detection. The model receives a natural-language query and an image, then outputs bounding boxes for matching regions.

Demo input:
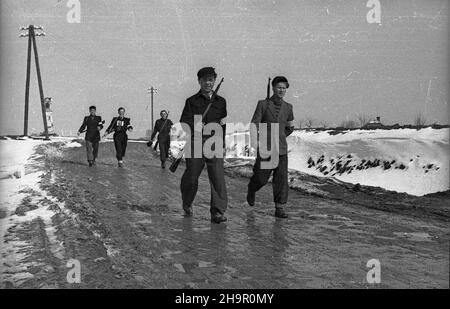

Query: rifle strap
[187,92,215,125]
[158,113,171,133]
[201,93,215,122]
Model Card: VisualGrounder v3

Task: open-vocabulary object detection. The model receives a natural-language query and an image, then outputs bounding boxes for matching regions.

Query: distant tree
[319,121,328,129]
[340,120,357,129]
[357,114,369,128]
[296,119,305,129]
[414,114,426,127]
[305,117,314,128]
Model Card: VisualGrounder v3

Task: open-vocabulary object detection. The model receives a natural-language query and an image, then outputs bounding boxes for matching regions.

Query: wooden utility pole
[23,26,32,136]
[20,25,49,140]
[147,86,158,130]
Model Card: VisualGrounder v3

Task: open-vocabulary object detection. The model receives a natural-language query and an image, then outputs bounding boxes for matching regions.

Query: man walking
[149,110,173,168]
[104,107,133,167]
[246,76,295,218]
[179,67,228,224]
[77,106,104,167]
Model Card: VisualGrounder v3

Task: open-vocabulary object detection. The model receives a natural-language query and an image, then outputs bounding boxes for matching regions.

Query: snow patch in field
[64,141,82,148]
[287,128,449,196]
[222,128,449,196]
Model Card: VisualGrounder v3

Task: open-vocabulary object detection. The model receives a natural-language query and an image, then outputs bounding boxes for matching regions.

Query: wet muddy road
[2,140,449,288]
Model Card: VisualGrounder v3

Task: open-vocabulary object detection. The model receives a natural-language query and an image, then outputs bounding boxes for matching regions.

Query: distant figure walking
[77,106,104,167]
[104,107,133,167]
[148,110,173,169]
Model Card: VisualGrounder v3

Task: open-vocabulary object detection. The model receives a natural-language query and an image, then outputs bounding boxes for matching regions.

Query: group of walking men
[77,67,295,223]
[78,107,133,167]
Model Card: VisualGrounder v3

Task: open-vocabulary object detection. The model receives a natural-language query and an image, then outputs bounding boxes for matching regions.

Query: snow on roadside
[287,128,449,196]
[221,128,449,196]
[0,138,79,287]
[64,141,82,148]
[0,139,44,179]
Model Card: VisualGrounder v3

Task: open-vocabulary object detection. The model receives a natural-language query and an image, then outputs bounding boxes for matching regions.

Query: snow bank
[288,128,449,196]
[0,139,45,179]
[0,138,75,286]
[0,137,81,179]
[222,128,449,196]
[64,141,82,148]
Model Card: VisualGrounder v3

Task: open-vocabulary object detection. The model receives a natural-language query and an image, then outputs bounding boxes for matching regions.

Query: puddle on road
[308,214,329,220]
[198,261,215,268]
[373,235,398,241]
[136,219,153,225]
[393,232,434,242]
[173,260,237,282]
[341,221,365,227]
[192,227,211,233]
[174,263,185,273]
[181,262,212,274]
[162,250,183,259]
[173,262,215,274]
[307,214,353,221]
[130,204,169,214]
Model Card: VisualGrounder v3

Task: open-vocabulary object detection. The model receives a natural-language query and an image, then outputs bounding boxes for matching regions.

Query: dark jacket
[151,118,173,141]
[180,91,227,140]
[78,115,103,142]
[251,96,294,156]
[106,117,133,136]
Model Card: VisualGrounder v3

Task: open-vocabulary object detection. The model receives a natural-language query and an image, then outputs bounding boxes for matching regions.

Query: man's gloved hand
[147,141,153,147]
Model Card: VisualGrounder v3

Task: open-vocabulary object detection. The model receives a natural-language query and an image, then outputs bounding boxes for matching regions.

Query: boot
[275,204,288,219]
[183,205,193,217]
[211,213,227,224]
[161,161,166,169]
[246,189,255,206]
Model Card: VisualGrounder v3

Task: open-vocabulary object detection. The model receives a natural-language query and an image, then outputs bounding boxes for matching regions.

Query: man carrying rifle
[148,110,173,169]
[77,105,104,167]
[179,67,228,224]
[246,76,295,219]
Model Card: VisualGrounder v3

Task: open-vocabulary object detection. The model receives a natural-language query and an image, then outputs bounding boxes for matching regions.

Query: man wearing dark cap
[246,76,295,218]
[149,110,173,168]
[179,67,228,223]
[77,106,104,167]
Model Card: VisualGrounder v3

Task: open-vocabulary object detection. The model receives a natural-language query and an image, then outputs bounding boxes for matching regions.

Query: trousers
[85,140,99,162]
[181,157,228,215]
[248,155,288,206]
[113,133,128,161]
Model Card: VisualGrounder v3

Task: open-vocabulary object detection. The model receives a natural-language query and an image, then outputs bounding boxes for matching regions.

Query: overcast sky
[0,0,448,137]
